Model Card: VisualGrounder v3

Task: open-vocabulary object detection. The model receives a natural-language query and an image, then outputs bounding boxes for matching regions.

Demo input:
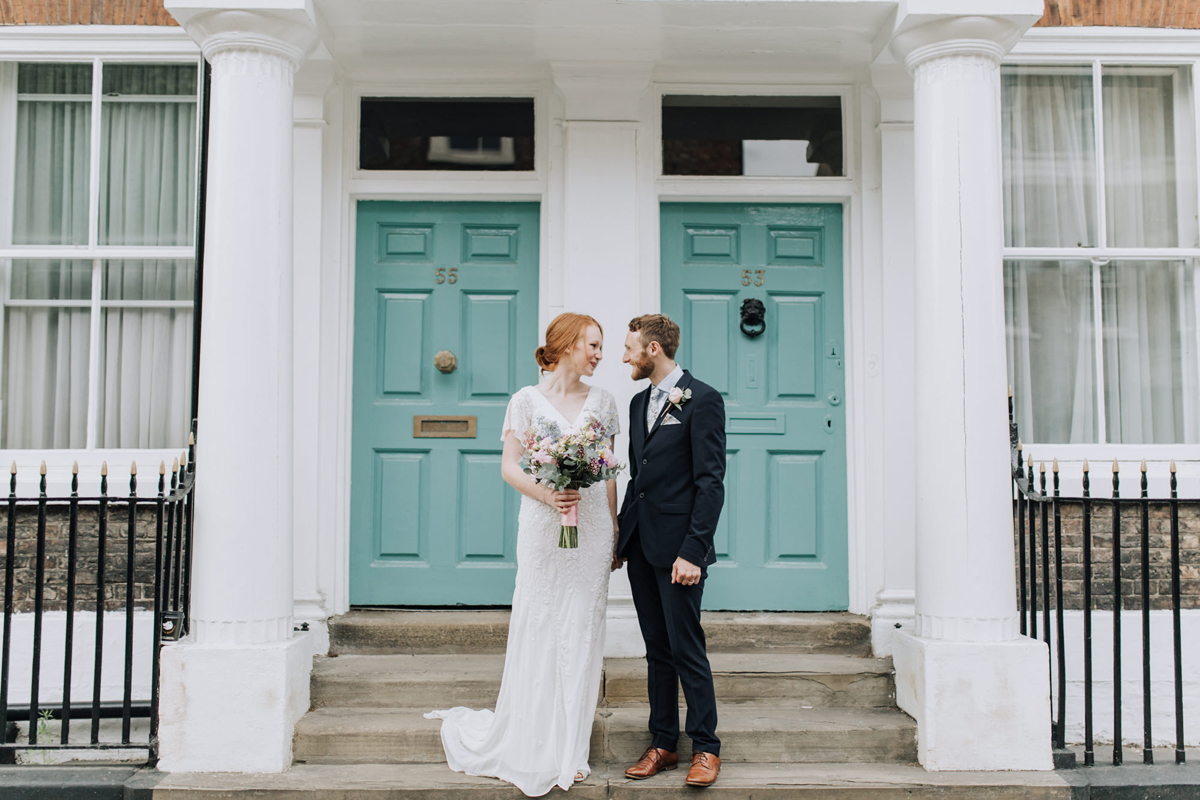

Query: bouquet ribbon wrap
[559,483,579,548]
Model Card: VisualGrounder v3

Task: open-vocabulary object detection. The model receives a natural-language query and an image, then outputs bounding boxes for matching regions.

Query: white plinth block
[156,634,312,773]
[894,631,1052,771]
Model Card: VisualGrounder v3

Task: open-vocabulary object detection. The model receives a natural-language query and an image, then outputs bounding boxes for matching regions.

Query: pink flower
[668,387,684,405]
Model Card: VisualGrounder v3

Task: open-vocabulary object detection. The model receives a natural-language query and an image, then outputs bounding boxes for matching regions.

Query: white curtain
[97,70,196,449]
[3,64,92,449]
[1002,69,1199,444]
[1002,70,1099,443]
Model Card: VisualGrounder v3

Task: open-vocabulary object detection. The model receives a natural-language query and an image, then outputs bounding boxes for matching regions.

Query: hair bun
[535,345,553,370]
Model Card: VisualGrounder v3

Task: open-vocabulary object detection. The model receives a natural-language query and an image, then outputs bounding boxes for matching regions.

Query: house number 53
[435,267,458,284]
[741,269,765,287]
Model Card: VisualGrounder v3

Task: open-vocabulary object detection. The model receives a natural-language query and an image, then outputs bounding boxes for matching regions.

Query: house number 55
[741,269,765,287]
[435,267,458,284]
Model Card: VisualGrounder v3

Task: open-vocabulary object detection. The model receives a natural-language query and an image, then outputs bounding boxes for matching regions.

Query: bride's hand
[544,487,581,512]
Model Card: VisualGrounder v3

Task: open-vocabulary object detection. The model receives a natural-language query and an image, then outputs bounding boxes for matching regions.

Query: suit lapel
[645,370,694,443]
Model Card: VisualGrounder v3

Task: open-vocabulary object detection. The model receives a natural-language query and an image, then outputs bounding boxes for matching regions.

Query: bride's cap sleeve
[501,389,530,443]
[604,390,621,437]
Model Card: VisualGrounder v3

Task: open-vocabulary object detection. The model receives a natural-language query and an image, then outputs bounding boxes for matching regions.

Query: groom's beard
[630,354,655,381]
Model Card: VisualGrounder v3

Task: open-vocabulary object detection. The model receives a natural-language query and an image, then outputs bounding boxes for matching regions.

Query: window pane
[1001,67,1097,248]
[1102,260,1199,444]
[662,96,843,177]
[359,98,535,171]
[10,259,91,300]
[1005,260,1098,443]
[2,260,93,449]
[100,64,198,246]
[13,63,92,246]
[1103,69,1194,248]
[97,259,194,448]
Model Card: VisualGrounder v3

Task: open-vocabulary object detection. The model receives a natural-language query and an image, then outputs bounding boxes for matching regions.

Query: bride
[426,312,623,797]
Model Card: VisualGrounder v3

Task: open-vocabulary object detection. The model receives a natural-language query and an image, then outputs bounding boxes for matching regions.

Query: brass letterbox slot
[413,415,477,438]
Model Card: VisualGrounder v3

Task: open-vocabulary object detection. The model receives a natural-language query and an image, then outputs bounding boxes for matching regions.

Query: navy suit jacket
[616,370,726,569]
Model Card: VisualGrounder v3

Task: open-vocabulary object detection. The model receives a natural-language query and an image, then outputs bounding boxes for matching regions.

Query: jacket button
[639,492,645,498]
[642,458,648,465]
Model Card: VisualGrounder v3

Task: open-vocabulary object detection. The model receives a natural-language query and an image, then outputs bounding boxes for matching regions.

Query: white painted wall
[0,612,155,706]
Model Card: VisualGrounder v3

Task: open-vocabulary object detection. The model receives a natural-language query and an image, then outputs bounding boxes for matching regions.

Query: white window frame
[1004,28,1200,473]
[0,27,201,494]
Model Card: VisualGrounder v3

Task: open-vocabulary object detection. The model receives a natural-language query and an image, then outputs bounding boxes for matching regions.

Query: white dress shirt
[647,364,684,429]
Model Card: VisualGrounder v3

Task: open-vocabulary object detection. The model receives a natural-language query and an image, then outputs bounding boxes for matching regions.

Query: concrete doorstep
[2,760,1197,799]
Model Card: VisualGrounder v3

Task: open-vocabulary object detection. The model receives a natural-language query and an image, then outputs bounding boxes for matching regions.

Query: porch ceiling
[314,0,898,79]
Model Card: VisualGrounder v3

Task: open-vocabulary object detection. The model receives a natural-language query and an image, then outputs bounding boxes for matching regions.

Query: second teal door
[661,203,849,611]
[350,201,540,606]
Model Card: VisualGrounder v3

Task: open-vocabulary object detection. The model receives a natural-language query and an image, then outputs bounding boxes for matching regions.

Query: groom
[616,314,724,788]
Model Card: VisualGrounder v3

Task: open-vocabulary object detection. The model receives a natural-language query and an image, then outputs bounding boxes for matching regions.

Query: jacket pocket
[660,502,690,515]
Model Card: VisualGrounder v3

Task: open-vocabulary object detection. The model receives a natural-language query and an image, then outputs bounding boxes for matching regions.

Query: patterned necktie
[647,386,665,430]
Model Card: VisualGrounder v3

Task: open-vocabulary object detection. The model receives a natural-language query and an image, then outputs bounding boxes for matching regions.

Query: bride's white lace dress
[426,384,620,797]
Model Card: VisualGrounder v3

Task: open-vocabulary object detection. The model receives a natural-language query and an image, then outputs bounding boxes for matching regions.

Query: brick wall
[1038,0,1200,28]
[1,505,161,613]
[0,0,176,26]
[1017,501,1200,612]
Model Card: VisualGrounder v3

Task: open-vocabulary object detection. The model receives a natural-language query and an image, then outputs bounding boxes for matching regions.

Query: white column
[552,64,651,658]
[889,16,1052,771]
[157,2,317,773]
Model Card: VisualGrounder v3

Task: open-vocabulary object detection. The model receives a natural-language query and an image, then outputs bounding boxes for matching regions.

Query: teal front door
[350,201,540,606]
[661,203,848,611]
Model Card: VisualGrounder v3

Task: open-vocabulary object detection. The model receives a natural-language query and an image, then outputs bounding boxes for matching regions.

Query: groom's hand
[671,557,702,586]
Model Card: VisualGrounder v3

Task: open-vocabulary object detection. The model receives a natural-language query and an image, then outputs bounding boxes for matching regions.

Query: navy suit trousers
[626,531,720,756]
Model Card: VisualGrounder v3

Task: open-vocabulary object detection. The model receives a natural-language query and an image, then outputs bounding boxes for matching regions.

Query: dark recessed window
[359,98,535,171]
[662,96,843,177]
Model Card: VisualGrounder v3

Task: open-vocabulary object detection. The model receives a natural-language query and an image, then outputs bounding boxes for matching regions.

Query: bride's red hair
[536,313,602,372]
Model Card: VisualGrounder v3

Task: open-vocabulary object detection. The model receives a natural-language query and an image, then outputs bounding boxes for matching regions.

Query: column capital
[889,16,1025,73]
[164,2,318,67]
[551,62,652,122]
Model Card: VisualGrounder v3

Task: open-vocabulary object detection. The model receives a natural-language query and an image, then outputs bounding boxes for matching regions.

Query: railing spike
[1053,458,1059,473]
[1008,384,1014,398]
[1113,458,1120,473]
[1040,460,1046,474]
[1170,460,1177,474]
[1141,459,1148,473]
[1083,459,1090,473]
[1018,438,1023,452]
[101,461,108,477]
[172,457,179,472]
[160,460,167,475]
[130,461,137,476]
[189,431,195,447]
[10,461,16,475]
[39,461,46,476]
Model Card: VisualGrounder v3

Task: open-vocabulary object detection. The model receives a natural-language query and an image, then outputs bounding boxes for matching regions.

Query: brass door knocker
[434,350,458,374]
[740,298,766,338]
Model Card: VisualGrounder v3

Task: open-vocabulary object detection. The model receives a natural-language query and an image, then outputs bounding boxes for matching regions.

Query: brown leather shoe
[686,751,721,787]
[624,746,679,779]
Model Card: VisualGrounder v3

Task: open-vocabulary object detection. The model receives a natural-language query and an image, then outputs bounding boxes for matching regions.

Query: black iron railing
[1011,394,1193,766]
[0,422,196,762]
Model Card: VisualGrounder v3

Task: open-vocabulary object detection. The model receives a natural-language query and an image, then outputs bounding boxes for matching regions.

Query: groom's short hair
[629,314,680,359]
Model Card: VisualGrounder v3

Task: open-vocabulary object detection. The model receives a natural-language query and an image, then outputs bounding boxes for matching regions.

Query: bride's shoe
[574,772,585,783]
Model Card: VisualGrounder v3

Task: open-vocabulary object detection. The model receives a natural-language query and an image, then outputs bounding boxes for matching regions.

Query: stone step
[292,705,917,766]
[330,611,872,656]
[138,762,1080,798]
[310,653,895,710]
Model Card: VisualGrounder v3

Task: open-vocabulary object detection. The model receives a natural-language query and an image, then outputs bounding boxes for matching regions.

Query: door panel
[661,203,847,611]
[351,201,539,606]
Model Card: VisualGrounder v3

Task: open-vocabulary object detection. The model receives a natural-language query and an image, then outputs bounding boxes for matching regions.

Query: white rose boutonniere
[667,386,692,410]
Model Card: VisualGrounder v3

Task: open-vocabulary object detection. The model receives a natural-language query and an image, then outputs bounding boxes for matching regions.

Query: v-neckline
[533,384,595,430]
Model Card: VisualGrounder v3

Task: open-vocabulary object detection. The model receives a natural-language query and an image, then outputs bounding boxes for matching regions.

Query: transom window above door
[358,97,535,171]
[0,61,201,452]
[1001,63,1199,445]
[661,95,843,177]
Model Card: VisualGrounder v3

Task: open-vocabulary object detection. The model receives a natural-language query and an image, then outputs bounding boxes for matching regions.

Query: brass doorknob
[434,350,457,374]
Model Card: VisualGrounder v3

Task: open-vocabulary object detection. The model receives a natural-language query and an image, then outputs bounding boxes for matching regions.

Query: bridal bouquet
[520,418,624,548]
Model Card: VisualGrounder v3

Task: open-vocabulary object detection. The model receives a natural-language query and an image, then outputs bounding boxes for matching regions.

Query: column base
[893,630,1052,771]
[157,633,312,773]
